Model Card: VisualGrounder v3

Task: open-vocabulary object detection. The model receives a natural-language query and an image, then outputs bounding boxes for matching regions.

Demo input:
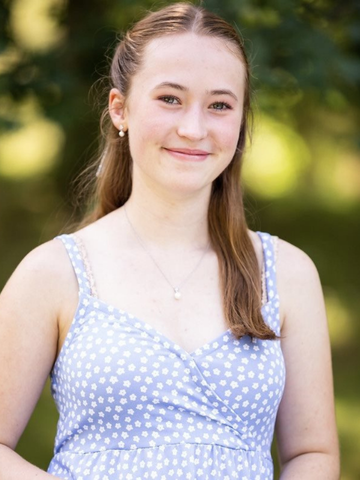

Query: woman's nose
[176,106,208,141]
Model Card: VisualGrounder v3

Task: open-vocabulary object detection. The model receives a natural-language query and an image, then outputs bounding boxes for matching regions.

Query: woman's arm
[276,240,340,479]
[0,240,75,479]
[0,447,58,479]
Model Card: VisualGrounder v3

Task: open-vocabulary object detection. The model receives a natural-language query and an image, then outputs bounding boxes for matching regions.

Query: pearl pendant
[174,288,181,300]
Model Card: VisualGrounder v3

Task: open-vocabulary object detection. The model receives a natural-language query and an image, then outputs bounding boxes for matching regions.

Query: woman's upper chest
[58,242,228,355]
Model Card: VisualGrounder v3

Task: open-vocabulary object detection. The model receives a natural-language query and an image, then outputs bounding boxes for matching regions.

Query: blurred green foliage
[0,0,359,478]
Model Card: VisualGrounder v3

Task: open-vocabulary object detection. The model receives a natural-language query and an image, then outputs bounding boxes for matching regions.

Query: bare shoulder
[1,237,76,319]
[9,237,68,276]
[248,229,319,281]
[277,238,321,295]
[276,238,325,332]
[247,230,318,278]
[277,238,319,279]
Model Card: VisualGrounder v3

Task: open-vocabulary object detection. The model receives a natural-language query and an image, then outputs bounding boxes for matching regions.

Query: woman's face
[111,32,246,199]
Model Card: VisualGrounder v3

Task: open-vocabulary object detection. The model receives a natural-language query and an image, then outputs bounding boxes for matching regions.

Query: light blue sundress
[47,232,285,480]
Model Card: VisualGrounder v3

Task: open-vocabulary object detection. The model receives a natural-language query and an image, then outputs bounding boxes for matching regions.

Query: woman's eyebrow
[153,82,238,102]
[153,82,187,92]
[210,89,238,102]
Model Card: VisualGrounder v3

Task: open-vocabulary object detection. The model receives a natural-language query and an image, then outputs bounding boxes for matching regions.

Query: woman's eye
[211,102,232,111]
[159,95,180,105]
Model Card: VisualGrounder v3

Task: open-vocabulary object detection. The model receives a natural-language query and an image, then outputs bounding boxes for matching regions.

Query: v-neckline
[83,293,237,358]
[55,291,272,371]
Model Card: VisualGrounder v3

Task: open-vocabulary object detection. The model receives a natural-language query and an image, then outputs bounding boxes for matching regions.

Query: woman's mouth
[163,147,210,161]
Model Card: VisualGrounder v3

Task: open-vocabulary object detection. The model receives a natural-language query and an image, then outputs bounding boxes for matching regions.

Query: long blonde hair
[78,2,276,340]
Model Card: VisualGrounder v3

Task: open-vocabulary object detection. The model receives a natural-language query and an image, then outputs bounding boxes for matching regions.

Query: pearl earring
[119,125,125,137]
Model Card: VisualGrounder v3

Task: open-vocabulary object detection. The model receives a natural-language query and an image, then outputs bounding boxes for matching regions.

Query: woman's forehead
[144,32,243,63]
[135,32,245,89]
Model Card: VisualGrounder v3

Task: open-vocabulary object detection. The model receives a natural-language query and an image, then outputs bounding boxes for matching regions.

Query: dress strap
[256,232,279,305]
[56,234,98,297]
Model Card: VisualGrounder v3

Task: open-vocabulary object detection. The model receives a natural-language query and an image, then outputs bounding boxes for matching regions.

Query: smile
[163,147,210,161]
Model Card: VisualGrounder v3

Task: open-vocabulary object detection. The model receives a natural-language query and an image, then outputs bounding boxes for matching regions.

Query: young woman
[0,3,339,479]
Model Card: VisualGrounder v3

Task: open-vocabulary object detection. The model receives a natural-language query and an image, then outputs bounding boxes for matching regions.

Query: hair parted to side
[78,2,277,340]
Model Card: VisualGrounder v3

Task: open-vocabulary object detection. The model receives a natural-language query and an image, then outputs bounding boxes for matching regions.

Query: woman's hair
[78,2,277,340]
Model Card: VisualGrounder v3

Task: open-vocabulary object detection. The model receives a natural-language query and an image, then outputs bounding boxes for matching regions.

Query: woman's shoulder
[276,237,323,330]
[1,237,77,313]
[276,237,320,284]
[249,229,318,277]
[249,230,322,325]
[12,236,73,281]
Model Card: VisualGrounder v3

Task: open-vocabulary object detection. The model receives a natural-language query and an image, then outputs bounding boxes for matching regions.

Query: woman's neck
[122,187,211,251]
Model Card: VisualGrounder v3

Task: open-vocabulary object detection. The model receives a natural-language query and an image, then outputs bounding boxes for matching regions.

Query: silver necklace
[124,205,209,300]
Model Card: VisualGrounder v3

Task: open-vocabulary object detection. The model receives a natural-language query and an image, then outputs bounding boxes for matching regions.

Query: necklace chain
[124,205,209,300]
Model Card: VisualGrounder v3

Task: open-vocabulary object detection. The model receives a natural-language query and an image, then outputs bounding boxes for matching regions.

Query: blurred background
[0,0,359,477]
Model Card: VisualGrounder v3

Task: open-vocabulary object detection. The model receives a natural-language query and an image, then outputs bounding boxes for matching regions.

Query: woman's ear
[109,88,128,132]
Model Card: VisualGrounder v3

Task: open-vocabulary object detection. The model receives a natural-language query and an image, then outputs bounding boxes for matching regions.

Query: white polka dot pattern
[47,232,285,479]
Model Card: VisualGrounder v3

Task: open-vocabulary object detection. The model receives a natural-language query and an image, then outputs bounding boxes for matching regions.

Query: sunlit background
[1,0,359,478]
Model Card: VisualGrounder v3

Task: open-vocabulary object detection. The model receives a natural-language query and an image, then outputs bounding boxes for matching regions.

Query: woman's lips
[164,147,210,161]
